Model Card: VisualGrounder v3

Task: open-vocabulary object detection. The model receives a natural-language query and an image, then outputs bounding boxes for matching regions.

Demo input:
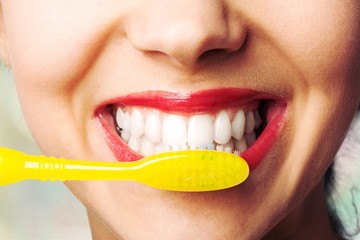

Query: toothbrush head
[136,150,250,191]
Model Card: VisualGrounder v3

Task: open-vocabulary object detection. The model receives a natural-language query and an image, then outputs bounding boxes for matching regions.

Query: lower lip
[97,93,287,171]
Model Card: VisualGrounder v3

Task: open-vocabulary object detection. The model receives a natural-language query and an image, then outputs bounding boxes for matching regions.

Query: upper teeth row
[115,107,262,156]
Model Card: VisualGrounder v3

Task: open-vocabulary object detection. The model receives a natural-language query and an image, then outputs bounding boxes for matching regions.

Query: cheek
[249,1,360,87]
[287,7,360,89]
[3,1,121,102]
[13,84,67,155]
[259,1,360,131]
[1,3,119,155]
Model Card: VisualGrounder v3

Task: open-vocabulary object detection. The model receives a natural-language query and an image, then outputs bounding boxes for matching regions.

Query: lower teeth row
[115,107,262,156]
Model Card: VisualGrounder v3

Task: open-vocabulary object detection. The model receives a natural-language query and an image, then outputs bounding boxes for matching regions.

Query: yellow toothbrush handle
[0,147,249,191]
[0,147,140,184]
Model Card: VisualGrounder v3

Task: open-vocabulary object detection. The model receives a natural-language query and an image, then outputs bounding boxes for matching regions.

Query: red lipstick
[98,88,265,114]
[97,88,287,171]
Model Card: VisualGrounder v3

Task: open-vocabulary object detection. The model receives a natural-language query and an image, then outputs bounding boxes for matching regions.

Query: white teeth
[115,106,262,156]
[128,137,141,152]
[122,112,132,136]
[162,115,187,147]
[145,110,162,144]
[140,137,155,156]
[116,108,126,130]
[188,114,214,147]
[245,111,256,134]
[245,132,257,146]
[216,139,234,153]
[121,131,131,142]
[155,142,170,153]
[214,110,232,144]
[231,110,245,140]
[131,109,145,138]
[171,145,188,151]
[119,111,131,142]
[234,137,247,152]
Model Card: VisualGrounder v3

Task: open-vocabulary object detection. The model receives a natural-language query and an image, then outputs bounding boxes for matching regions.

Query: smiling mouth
[97,88,287,170]
[114,105,261,155]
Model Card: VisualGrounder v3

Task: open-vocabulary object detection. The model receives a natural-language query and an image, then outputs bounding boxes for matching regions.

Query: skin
[1,0,360,239]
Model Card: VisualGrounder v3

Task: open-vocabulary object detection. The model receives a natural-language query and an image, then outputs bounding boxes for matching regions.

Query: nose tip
[127,2,247,69]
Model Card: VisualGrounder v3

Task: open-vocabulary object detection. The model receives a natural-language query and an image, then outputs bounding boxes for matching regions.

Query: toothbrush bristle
[137,150,249,192]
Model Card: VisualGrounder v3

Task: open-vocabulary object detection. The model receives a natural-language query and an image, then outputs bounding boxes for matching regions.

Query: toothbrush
[0,147,249,192]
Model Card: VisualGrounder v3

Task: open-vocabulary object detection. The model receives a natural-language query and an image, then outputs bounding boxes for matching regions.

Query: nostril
[196,32,248,64]
[198,48,231,62]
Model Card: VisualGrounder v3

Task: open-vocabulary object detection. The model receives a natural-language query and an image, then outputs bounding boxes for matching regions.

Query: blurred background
[0,63,91,239]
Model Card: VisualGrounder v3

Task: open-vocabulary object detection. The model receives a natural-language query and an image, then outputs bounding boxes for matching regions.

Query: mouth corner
[241,100,288,170]
[96,109,143,162]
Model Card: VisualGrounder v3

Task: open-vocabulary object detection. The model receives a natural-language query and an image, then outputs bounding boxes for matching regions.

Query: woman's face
[1,0,360,239]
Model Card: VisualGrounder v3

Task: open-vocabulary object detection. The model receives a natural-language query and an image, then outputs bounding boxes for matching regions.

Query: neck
[88,210,120,240]
[265,179,342,240]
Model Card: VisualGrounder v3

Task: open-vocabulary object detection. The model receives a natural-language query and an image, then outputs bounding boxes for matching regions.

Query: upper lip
[95,88,276,115]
